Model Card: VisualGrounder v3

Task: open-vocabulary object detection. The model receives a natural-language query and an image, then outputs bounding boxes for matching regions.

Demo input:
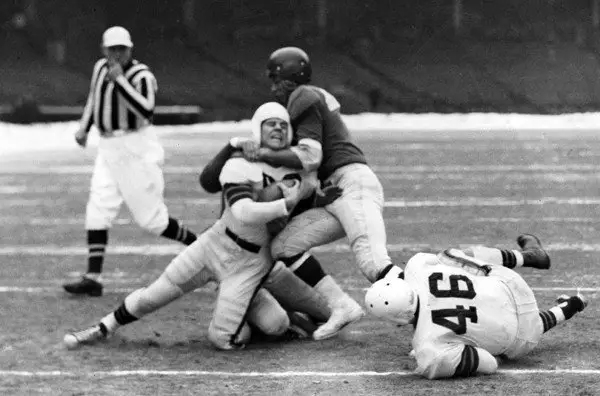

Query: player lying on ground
[63,102,336,350]
[365,234,588,379]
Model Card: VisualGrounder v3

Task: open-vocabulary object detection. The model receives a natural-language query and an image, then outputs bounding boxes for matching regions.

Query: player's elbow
[199,172,221,193]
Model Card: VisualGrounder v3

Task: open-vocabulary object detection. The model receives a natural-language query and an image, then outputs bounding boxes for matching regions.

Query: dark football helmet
[266,47,312,84]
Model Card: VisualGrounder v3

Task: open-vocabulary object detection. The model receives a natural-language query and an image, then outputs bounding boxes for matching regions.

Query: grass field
[0,127,599,396]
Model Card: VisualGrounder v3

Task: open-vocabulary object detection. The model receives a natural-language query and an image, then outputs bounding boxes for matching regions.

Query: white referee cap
[102,26,133,48]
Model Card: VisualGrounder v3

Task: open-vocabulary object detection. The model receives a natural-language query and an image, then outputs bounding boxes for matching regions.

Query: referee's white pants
[85,129,169,235]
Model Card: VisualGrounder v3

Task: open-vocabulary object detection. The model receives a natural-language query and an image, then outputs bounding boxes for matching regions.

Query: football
[257,179,297,202]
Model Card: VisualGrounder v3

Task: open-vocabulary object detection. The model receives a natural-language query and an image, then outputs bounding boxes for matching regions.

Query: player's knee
[135,211,169,235]
[126,275,182,317]
[255,309,290,336]
[271,236,305,260]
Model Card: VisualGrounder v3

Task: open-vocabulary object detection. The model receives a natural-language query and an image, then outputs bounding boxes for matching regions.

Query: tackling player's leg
[270,211,365,339]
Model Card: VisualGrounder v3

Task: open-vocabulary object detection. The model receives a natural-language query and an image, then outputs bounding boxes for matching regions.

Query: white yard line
[4,197,600,208]
[2,164,600,174]
[0,286,596,294]
[0,216,598,226]
[0,369,598,377]
[1,242,600,256]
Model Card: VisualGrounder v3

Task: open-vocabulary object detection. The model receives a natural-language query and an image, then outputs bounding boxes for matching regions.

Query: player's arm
[114,69,156,120]
[258,107,324,172]
[416,344,498,379]
[220,158,297,224]
[199,142,239,193]
[224,183,295,224]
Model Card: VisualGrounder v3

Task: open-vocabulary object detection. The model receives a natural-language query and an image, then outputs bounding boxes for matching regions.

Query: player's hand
[74,128,88,148]
[106,62,123,81]
[279,179,301,210]
[239,140,261,162]
[314,183,343,207]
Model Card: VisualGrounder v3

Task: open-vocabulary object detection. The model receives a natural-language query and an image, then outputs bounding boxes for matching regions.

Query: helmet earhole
[384,301,388,305]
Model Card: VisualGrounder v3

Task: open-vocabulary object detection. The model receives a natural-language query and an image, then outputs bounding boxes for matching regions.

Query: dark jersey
[287,85,367,181]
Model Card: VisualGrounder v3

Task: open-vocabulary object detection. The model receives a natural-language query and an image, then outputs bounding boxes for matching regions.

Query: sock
[86,229,108,274]
[539,296,585,333]
[467,246,523,268]
[160,217,197,246]
[101,302,139,333]
[539,308,562,333]
[281,253,327,287]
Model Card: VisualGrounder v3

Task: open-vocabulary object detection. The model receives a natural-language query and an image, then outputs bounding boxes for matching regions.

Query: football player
[63,102,333,350]
[365,234,588,379]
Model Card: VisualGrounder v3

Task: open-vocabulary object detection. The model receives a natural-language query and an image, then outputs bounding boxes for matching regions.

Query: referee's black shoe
[63,275,103,297]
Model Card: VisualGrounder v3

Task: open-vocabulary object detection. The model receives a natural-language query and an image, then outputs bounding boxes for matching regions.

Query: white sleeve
[230,198,289,224]
[290,138,323,172]
[219,158,262,186]
[416,343,498,379]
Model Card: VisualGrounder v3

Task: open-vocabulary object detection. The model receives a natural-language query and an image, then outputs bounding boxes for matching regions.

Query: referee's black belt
[225,228,261,254]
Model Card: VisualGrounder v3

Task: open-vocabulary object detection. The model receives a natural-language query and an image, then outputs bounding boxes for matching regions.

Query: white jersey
[218,158,316,246]
[405,253,520,378]
[256,162,318,200]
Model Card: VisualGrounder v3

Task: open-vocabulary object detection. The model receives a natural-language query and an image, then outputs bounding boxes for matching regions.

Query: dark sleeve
[292,104,324,145]
[199,143,238,193]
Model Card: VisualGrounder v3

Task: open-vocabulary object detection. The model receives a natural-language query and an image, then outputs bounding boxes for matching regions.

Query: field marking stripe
[2,216,599,226]
[3,164,600,174]
[0,369,599,377]
[2,242,600,255]
[6,197,600,208]
[0,286,596,294]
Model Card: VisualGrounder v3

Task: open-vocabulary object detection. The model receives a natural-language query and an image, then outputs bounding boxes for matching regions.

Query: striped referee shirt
[80,58,157,134]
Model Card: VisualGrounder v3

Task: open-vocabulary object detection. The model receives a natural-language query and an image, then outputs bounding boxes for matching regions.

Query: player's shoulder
[288,85,323,118]
[220,157,262,184]
[405,252,439,274]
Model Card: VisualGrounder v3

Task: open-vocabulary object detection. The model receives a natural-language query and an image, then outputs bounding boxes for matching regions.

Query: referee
[64,26,198,297]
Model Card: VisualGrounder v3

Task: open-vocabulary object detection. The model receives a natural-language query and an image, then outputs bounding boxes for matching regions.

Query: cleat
[313,301,365,341]
[516,234,551,270]
[63,275,103,297]
[63,323,108,350]
[556,294,588,312]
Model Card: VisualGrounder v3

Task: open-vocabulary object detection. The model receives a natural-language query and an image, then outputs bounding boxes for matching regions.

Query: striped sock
[160,217,197,245]
[539,309,560,333]
[101,302,139,333]
[86,229,108,274]
[499,249,523,269]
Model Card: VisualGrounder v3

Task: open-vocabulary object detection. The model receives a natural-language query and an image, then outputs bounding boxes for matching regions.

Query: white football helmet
[250,102,293,145]
[365,278,419,325]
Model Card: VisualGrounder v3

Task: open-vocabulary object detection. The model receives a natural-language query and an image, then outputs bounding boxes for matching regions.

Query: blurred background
[2,0,600,123]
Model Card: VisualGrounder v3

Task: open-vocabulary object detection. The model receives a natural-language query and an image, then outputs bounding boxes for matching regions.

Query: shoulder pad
[288,85,321,119]
[219,158,262,185]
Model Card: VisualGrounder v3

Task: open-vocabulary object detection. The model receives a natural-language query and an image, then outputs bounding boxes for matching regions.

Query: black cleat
[516,234,551,270]
[557,293,588,312]
[63,276,103,297]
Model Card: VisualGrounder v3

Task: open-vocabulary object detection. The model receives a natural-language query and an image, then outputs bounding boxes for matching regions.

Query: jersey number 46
[428,273,478,335]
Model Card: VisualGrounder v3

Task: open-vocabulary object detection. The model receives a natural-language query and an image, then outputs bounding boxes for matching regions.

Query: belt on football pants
[225,228,261,254]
